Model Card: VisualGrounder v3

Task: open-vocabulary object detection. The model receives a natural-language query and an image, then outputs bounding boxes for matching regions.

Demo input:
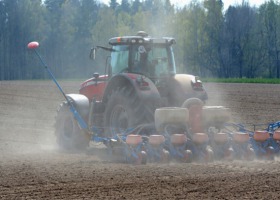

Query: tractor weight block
[154,107,189,132]
[273,130,280,140]
[149,135,165,146]
[253,130,270,142]
[171,134,187,145]
[192,133,209,145]
[213,132,229,144]
[233,132,249,143]
[126,135,143,146]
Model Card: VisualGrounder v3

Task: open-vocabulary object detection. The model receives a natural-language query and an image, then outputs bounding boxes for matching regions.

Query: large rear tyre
[104,87,155,137]
[55,102,90,151]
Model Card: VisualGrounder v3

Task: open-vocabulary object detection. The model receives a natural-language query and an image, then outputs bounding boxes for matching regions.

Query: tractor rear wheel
[104,87,155,137]
[55,102,90,151]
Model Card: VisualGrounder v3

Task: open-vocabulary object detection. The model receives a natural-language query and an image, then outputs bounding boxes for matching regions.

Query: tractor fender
[66,94,89,118]
[102,73,161,105]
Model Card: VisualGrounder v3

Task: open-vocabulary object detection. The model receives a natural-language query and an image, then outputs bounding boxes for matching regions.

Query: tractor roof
[109,31,176,46]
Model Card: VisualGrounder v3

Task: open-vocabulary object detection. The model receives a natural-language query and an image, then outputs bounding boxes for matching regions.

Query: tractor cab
[84,31,207,110]
[108,31,177,80]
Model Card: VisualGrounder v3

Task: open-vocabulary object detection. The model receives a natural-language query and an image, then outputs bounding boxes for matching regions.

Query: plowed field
[1,81,280,199]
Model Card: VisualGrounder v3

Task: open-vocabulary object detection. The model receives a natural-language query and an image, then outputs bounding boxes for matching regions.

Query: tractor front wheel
[55,102,90,151]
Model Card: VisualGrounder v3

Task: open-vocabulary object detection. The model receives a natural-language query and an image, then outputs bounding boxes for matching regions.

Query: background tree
[120,0,130,13]
[259,0,280,78]
[174,2,206,75]
[44,0,65,78]
[224,3,256,78]
[0,0,6,80]
[109,0,119,10]
[202,0,225,77]
[131,0,141,14]
[1,0,280,80]
[91,7,117,74]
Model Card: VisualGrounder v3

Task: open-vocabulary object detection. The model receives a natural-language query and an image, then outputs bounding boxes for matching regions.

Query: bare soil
[1,81,280,199]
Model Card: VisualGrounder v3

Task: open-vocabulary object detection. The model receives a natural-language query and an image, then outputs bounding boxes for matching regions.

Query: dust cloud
[0,81,63,161]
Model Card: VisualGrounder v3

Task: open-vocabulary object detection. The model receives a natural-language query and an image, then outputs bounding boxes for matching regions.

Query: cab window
[131,44,170,77]
[111,45,129,75]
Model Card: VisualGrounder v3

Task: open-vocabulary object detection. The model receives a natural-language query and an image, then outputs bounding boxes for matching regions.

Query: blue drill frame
[164,135,189,161]
[224,122,280,159]
[145,142,166,163]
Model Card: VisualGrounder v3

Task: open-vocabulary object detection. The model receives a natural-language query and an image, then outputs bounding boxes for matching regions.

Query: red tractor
[55,31,208,150]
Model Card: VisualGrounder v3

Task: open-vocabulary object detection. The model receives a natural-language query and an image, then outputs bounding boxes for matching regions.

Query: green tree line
[1,0,280,80]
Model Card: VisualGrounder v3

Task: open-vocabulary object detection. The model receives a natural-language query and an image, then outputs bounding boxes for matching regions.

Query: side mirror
[89,47,97,60]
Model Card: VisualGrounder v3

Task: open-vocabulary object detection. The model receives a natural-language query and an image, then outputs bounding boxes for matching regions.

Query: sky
[99,0,267,9]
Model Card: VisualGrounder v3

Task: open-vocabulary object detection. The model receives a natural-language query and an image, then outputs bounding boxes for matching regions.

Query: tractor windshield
[130,44,176,77]
[111,45,129,75]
